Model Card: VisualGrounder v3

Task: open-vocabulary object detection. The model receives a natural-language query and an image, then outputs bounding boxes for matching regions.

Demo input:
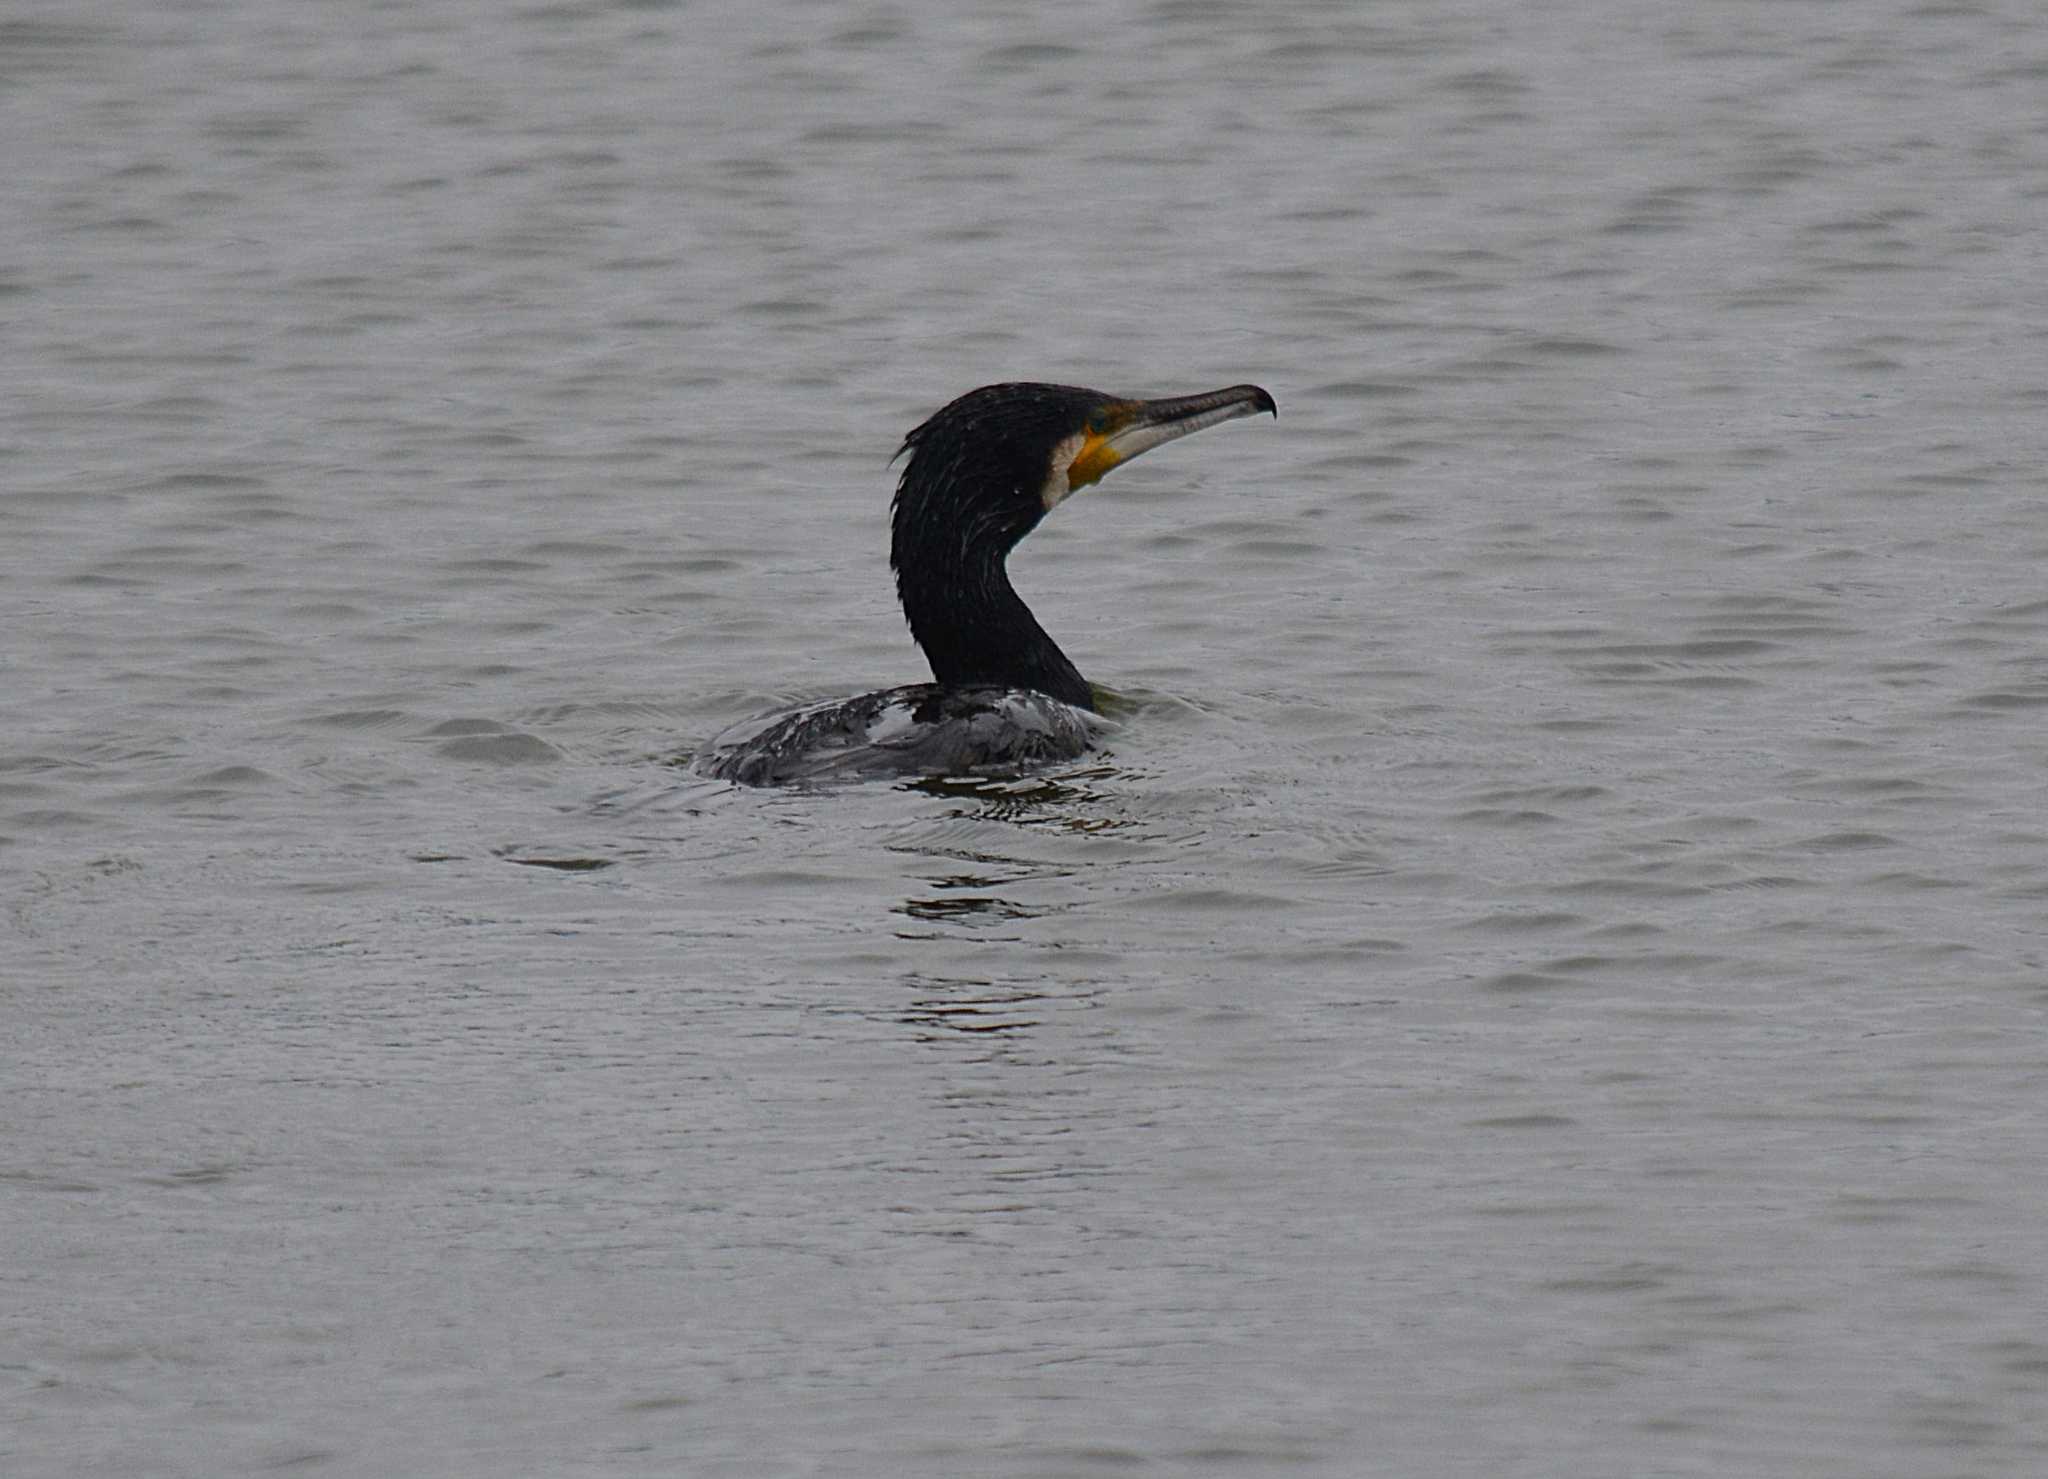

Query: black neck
[895,551,1092,710]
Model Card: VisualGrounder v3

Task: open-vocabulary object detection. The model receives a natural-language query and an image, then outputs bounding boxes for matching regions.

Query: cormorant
[699,381,1276,786]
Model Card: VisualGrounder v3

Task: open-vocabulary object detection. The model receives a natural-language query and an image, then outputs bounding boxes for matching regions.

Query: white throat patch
[1040,431,1086,512]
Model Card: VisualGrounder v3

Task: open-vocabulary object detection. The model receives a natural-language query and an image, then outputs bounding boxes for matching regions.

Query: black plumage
[700,381,1275,786]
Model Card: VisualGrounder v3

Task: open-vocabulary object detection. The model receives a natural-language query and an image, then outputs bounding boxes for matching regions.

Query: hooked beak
[1064,383,1277,492]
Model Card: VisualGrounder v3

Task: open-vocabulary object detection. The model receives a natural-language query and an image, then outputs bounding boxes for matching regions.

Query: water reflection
[901,764,1134,831]
[898,972,1049,1039]
[896,884,1042,925]
[889,777,1141,978]
[888,762,1144,930]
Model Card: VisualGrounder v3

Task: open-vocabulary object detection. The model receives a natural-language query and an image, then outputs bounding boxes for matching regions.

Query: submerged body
[702,684,1106,787]
[699,381,1275,785]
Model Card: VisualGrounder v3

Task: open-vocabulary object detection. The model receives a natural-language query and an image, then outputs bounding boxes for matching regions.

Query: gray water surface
[7,3,2048,1475]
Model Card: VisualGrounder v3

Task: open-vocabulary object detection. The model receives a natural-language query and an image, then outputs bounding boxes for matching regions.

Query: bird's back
[698,684,1106,786]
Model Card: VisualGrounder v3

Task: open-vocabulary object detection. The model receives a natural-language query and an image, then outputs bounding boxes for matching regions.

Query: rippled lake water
[7,2,2048,1475]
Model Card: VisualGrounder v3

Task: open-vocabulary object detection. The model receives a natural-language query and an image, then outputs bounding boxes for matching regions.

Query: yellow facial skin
[1063,403,1145,492]
[1042,386,1276,513]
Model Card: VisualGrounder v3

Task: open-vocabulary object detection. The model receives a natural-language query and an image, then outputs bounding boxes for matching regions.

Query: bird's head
[890,381,1277,568]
